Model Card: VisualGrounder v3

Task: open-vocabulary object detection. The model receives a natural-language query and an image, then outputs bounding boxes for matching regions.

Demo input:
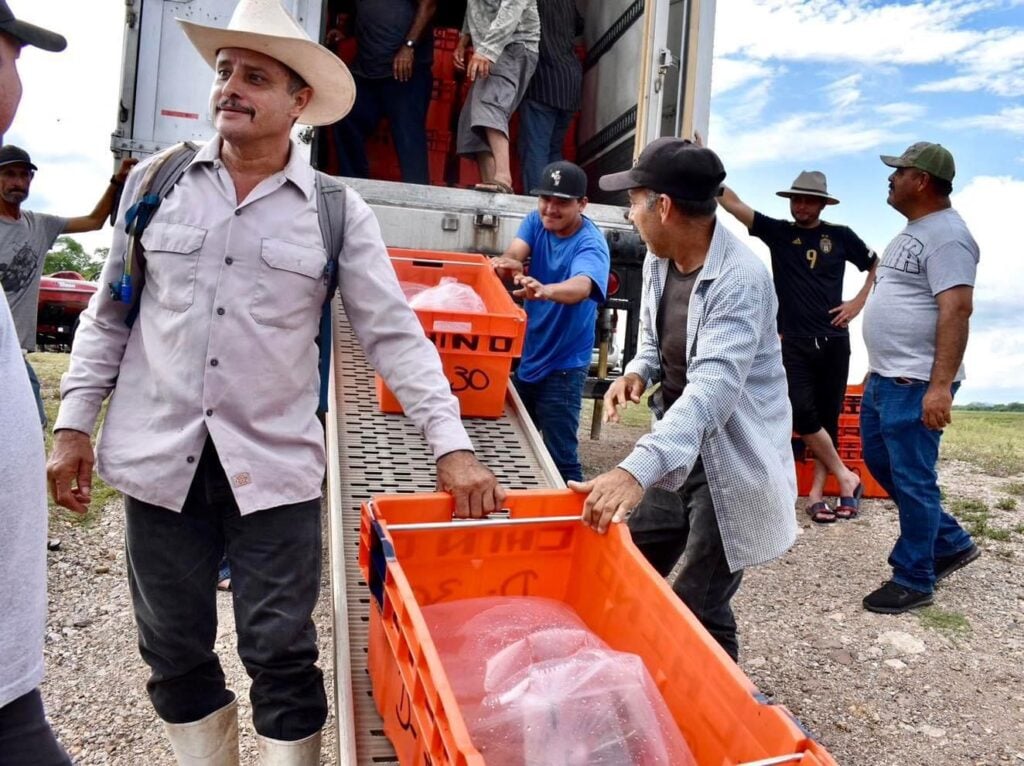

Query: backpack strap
[115,141,199,327]
[313,172,348,415]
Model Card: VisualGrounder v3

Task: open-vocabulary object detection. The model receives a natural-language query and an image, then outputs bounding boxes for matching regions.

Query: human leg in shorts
[455,42,537,190]
[783,336,860,516]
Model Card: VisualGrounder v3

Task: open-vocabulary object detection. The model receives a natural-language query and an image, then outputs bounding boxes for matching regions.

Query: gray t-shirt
[0,290,49,707]
[862,208,979,381]
[0,211,68,352]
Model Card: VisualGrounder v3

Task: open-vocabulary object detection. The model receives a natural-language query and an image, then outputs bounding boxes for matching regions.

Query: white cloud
[917,27,1024,96]
[943,106,1024,135]
[714,0,991,65]
[873,102,928,125]
[824,73,863,110]
[712,57,776,96]
[710,111,892,169]
[950,175,1024,402]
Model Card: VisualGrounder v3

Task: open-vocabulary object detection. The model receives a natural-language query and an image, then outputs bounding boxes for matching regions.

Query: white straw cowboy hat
[776,170,839,205]
[177,0,354,126]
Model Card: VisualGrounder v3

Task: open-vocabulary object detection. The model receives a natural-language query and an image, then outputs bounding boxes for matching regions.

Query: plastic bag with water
[422,596,696,766]
[404,276,486,313]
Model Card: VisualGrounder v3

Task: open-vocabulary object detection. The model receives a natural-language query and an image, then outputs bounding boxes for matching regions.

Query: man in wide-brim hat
[47,1,505,763]
[719,169,878,525]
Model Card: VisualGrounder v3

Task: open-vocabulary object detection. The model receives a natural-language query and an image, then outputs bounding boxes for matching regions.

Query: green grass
[941,411,1024,477]
[995,497,1019,511]
[1002,481,1024,497]
[948,497,1016,542]
[917,607,971,636]
[28,351,115,526]
[582,389,654,429]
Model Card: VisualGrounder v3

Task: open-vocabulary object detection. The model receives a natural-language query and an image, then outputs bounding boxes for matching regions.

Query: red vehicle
[36,270,97,348]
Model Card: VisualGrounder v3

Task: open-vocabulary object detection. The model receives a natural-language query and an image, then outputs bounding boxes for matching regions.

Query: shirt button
[216,307,225,316]
[206,409,213,416]
[225,257,233,265]
[186,455,195,464]
[234,209,242,216]
[210,358,219,367]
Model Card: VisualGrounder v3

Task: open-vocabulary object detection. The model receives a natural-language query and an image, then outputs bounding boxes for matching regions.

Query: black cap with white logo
[530,161,588,199]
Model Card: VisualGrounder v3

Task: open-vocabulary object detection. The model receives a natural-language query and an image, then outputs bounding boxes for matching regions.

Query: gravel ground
[41,419,1023,765]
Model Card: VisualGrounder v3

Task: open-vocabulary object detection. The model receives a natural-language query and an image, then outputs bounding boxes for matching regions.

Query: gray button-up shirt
[462,0,540,63]
[620,221,797,572]
[56,138,472,514]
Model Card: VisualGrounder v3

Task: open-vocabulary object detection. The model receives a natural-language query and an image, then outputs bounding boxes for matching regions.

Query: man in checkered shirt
[572,138,797,660]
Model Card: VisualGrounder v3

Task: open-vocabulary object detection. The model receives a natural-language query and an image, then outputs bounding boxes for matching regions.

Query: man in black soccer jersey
[719,171,877,524]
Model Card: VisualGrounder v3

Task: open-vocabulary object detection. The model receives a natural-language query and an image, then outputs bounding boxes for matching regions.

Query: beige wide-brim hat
[178,0,354,126]
[776,170,839,205]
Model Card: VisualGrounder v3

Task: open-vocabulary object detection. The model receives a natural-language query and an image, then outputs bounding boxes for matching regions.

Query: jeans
[332,67,432,184]
[24,357,46,429]
[0,689,71,766]
[518,98,574,194]
[513,365,587,482]
[626,458,743,661]
[860,374,973,593]
[124,438,326,740]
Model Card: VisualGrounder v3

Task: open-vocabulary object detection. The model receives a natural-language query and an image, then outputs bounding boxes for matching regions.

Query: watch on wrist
[404,39,415,48]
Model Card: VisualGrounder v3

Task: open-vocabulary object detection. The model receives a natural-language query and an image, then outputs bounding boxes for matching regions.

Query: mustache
[216,99,256,120]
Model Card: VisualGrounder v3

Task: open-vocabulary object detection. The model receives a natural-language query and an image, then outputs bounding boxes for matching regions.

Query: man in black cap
[0,4,73,763]
[718,171,878,524]
[491,160,609,481]
[0,144,135,426]
[571,138,796,660]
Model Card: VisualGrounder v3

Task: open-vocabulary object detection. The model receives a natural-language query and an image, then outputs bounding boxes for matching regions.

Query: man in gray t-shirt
[0,144,135,425]
[860,141,980,616]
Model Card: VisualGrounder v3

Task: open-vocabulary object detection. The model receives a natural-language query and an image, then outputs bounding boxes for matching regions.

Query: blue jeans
[24,357,46,428]
[124,438,326,739]
[513,365,587,482]
[332,67,432,184]
[860,374,973,593]
[518,98,574,194]
[0,689,71,765]
[627,459,743,661]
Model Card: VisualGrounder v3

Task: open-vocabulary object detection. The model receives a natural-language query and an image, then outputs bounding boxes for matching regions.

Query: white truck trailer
[114,2,716,762]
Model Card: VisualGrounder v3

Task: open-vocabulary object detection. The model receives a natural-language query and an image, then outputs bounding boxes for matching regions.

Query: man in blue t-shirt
[491,161,609,481]
[330,0,436,184]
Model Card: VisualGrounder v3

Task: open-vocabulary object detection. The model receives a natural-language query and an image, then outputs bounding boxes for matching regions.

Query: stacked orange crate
[794,384,889,498]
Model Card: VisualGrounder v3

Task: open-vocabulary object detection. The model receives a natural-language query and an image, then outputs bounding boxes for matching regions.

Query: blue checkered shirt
[620,221,797,572]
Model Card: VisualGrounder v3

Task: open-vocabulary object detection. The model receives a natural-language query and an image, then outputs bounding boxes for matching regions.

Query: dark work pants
[627,458,744,661]
[0,689,71,766]
[124,438,326,740]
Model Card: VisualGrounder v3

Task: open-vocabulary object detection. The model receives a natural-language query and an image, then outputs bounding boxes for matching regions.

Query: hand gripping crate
[376,249,526,418]
[359,489,839,766]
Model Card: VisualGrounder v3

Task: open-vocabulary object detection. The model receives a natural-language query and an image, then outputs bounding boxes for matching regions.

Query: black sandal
[808,501,836,524]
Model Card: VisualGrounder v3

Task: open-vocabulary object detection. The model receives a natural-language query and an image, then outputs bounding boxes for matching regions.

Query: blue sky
[6,0,1023,402]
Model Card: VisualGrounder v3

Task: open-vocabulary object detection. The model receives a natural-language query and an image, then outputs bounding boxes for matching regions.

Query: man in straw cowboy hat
[46,0,505,762]
[0,5,74,763]
[719,171,878,524]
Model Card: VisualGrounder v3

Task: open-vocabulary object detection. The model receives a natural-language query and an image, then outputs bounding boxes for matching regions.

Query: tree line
[44,236,108,280]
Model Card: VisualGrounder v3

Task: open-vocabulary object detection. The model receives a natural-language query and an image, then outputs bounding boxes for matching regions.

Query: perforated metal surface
[327,306,559,765]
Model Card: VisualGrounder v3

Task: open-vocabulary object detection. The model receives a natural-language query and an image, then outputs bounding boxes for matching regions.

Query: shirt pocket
[250,238,328,330]
[140,222,207,312]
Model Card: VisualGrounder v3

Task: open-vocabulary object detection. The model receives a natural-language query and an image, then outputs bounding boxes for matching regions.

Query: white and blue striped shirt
[620,221,797,572]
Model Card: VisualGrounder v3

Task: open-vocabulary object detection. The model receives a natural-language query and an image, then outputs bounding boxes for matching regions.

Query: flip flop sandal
[474,181,515,194]
[807,501,836,524]
[835,483,864,520]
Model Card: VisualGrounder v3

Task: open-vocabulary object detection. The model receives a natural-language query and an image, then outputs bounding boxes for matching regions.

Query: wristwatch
[404,39,415,48]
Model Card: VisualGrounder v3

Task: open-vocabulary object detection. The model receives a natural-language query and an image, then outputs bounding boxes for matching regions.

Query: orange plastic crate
[360,490,838,766]
[795,457,889,499]
[376,249,526,418]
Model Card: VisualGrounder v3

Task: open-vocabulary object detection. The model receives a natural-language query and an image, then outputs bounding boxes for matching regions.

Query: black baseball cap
[0,1,67,52]
[0,144,35,170]
[599,137,726,201]
[531,160,587,199]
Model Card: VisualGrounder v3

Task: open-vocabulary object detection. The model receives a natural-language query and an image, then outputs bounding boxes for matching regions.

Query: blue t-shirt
[515,211,610,382]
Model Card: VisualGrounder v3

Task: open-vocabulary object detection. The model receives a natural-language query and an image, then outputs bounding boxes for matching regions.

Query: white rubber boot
[257,729,322,765]
[163,699,239,765]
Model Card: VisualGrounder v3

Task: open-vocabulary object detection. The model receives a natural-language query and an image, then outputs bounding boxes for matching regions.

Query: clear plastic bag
[423,597,695,766]
[407,276,486,313]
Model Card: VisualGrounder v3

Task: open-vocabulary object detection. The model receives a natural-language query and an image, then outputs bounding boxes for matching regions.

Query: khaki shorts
[456,42,538,155]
